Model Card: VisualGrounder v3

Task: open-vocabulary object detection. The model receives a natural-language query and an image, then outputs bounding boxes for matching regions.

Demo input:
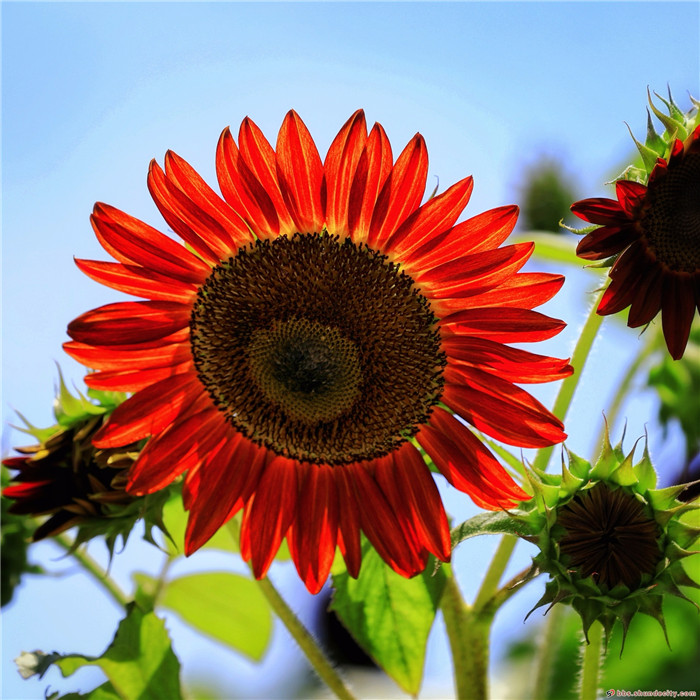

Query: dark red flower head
[64,111,572,593]
[572,125,700,360]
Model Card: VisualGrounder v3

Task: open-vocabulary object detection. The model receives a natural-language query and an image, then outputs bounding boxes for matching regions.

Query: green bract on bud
[515,426,700,650]
[2,373,170,557]
[617,87,700,185]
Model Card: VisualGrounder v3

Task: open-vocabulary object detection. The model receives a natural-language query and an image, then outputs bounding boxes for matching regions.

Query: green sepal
[666,518,700,550]
[648,89,685,143]
[584,255,618,269]
[590,429,617,480]
[560,458,585,497]
[650,88,688,141]
[644,110,668,161]
[564,447,592,480]
[572,597,606,644]
[559,222,599,236]
[667,563,700,591]
[607,445,639,487]
[10,412,58,445]
[627,121,662,173]
[525,468,561,510]
[633,440,657,492]
[54,367,107,428]
[646,483,689,511]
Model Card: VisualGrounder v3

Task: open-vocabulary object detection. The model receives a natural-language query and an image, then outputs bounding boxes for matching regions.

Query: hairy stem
[225,521,355,700]
[530,603,565,700]
[579,621,605,700]
[441,574,489,700]
[53,534,129,608]
[256,575,355,700]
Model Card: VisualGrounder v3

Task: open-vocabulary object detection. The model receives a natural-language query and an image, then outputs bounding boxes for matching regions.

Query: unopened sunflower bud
[516,426,700,650]
[2,379,170,556]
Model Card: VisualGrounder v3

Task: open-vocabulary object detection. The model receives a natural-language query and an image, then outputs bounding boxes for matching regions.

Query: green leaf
[51,682,121,700]
[21,605,182,700]
[158,572,272,661]
[330,543,447,695]
[451,510,528,548]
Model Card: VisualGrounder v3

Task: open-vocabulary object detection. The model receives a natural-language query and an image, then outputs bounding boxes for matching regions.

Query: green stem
[530,603,565,700]
[472,535,518,613]
[255,575,355,700]
[441,574,489,700]
[486,565,539,614]
[592,334,656,453]
[53,534,129,608]
[579,621,605,700]
[225,521,355,700]
[533,288,606,473]
[152,556,174,607]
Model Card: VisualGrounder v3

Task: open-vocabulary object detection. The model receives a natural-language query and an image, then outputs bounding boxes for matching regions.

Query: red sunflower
[572,125,700,360]
[64,110,571,594]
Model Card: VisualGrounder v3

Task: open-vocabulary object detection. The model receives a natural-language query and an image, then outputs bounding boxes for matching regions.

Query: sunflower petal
[323,110,368,237]
[289,464,339,594]
[246,456,300,579]
[164,150,253,248]
[276,110,324,234]
[444,365,566,448]
[74,258,198,302]
[366,134,428,250]
[91,203,209,284]
[387,176,474,261]
[348,123,393,243]
[335,466,362,578]
[67,301,190,345]
[147,160,222,264]
[417,407,529,508]
[92,372,203,447]
[126,406,225,494]
[347,463,425,577]
[184,435,266,554]
[662,274,696,360]
[239,117,297,236]
[440,307,566,342]
[571,197,627,225]
[383,444,451,561]
[443,336,573,384]
[216,126,281,238]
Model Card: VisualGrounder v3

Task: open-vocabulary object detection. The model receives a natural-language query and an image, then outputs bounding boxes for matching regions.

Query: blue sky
[2,2,699,698]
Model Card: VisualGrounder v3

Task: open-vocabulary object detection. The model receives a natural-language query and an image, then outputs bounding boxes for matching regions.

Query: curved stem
[485,565,539,614]
[533,288,606,473]
[592,334,656,453]
[255,575,355,700]
[53,534,129,608]
[225,520,355,700]
[152,555,174,607]
[579,621,605,700]
[472,535,518,613]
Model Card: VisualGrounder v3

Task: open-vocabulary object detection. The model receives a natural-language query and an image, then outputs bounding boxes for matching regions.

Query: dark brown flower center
[557,483,661,589]
[641,148,700,273]
[190,232,446,464]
